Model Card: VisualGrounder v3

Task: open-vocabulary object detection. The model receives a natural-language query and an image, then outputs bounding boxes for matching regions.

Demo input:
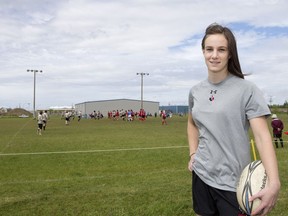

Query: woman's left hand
[249,181,280,216]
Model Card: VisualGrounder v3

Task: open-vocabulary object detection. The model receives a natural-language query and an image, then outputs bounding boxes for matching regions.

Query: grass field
[0,114,287,215]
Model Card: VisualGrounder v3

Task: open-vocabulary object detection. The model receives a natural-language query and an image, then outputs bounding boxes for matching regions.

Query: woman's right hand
[188,155,195,171]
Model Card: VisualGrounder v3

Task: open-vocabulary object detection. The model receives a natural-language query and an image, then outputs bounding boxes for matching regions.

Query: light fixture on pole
[136,72,149,109]
[27,69,43,118]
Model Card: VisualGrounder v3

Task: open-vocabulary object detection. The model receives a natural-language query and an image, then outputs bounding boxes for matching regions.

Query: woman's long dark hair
[201,23,244,79]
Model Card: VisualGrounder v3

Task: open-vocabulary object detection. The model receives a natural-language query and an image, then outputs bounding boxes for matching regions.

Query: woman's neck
[208,71,229,84]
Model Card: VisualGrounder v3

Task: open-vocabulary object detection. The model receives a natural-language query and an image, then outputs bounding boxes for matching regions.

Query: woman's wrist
[189,152,195,157]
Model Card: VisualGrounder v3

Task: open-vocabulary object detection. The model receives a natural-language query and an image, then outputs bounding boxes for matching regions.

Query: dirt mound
[4,108,32,117]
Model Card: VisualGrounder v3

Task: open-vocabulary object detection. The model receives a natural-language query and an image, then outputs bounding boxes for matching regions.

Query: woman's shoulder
[190,79,209,90]
[230,75,259,89]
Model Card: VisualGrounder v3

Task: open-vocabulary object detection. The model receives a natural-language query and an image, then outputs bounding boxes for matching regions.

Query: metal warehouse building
[75,99,159,117]
[159,105,189,115]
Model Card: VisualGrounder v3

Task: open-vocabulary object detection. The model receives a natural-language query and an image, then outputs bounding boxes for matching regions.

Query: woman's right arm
[187,113,199,171]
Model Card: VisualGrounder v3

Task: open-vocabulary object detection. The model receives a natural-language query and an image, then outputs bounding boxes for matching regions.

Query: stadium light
[27,69,43,118]
[136,73,149,109]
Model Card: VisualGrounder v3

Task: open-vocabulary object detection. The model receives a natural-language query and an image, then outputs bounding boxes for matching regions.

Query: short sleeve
[245,83,271,120]
[188,89,194,114]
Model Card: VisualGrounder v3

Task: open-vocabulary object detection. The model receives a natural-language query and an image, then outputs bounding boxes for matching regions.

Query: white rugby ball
[236,160,268,215]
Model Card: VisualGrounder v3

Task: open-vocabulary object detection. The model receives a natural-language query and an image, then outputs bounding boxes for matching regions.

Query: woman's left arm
[249,116,281,216]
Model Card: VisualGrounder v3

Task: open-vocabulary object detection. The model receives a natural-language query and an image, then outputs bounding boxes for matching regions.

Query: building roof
[75,98,159,105]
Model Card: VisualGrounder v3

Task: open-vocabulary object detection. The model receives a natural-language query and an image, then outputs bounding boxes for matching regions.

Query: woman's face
[203,33,230,75]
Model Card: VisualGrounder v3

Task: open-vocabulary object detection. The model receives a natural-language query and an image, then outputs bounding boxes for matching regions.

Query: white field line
[0,119,33,153]
[0,145,188,156]
[2,140,288,156]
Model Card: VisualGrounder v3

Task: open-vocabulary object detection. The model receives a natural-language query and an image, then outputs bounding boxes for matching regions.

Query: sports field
[0,114,287,215]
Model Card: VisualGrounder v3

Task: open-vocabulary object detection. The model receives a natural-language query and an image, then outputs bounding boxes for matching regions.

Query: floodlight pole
[27,69,43,118]
[136,72,149,109]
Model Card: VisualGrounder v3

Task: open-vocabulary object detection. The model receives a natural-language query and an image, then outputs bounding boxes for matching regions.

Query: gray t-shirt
[188,74,270,192]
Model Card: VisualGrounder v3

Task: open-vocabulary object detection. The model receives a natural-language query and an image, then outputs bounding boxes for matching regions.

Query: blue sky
[0,0,287,109]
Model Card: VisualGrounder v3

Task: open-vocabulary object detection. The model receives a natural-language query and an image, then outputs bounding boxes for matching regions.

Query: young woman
[187,23,280,216]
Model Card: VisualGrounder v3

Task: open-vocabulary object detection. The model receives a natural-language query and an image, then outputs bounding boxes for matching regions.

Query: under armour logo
[209,90,217,101]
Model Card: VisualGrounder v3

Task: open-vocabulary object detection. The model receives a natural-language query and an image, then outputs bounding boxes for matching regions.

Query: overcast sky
[1,0,287,110]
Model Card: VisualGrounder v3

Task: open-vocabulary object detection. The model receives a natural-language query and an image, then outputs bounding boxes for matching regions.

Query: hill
[2,108,32,117]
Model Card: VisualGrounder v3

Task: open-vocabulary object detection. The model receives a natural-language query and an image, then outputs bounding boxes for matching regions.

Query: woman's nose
[211,50,218,58]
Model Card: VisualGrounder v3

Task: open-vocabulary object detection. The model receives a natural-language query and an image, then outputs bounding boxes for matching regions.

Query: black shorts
[192,171,245,216]
[38,124,43,129]
[273,133,282,139]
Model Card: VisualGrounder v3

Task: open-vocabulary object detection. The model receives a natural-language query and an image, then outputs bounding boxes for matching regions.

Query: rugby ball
[236,160,268,215]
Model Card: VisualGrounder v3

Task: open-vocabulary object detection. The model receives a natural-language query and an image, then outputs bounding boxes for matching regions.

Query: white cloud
[0,0,287,108]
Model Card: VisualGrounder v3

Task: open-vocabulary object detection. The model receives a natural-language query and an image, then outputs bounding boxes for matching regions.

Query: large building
[159,105,189,115]
[75,99,159,117]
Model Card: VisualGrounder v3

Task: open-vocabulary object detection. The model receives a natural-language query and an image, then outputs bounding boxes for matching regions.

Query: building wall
[75,99,159,117]
[159,105,189,114]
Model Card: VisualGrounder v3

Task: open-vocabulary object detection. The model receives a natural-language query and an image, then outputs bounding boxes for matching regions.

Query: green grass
[0,114,287,215]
